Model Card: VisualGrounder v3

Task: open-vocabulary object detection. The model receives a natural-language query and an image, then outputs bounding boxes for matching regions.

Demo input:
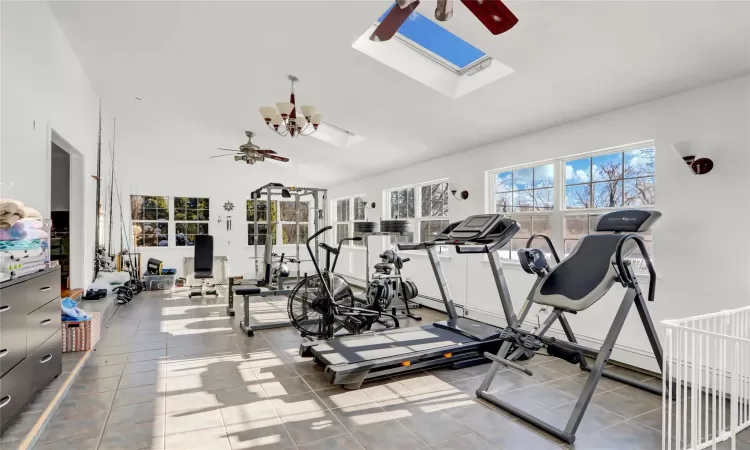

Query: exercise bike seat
[373,263,395,272]
[235,286,262,296]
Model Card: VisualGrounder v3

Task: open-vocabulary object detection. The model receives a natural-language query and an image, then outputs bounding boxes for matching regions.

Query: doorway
[49,130,85,291]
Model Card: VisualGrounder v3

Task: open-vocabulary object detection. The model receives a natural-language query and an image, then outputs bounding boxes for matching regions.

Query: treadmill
[299,214,520,389]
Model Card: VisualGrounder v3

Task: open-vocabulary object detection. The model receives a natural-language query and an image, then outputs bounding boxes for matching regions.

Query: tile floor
[2,288,749,449]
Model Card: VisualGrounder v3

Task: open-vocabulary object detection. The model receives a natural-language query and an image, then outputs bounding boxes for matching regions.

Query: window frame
[334,195,367,248]
[131,195,170,248]
[246,199,278,247]
[279,200,311,245]
[174,197,210,247]
[385,179,450,253]
[487,141,656,265]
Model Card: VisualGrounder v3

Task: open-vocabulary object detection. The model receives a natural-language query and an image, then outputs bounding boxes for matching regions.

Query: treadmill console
[447,214,504,242]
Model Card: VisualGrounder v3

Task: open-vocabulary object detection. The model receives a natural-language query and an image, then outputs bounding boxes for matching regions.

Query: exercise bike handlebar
[308,226,332,244]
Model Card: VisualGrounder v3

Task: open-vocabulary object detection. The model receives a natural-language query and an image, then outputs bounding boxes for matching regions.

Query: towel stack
[0,199,48,281]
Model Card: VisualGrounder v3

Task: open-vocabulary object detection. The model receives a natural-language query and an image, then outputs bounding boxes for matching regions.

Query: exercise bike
[287,226,400,339]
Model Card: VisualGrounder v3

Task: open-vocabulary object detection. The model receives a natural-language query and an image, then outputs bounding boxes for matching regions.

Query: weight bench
[189,235,218,298]
[233,284,294,337]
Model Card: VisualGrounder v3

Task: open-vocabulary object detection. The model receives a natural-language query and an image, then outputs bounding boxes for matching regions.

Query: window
[334,196,368,247]
[493,164,554,259]
[247,200,277,246]
[489,142,656,267]
[386,180,448,251]
[375,4,489,74]
[174,197,210,246]
[280,201,309,245]
[131,196,169,247]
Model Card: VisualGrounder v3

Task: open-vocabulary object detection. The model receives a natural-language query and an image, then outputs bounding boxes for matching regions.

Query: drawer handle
[0,396,10,409]
[40,287,51,292]
[0,349,7,358]
[0,305,9,313]
[40,354,53,364]
[40,319,52,326]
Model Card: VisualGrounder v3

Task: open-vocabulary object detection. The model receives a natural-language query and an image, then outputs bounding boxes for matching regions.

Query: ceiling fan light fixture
[260,75,321,139]
[300,105,317,118]
[276,102,294,117]
[259,106,276,121]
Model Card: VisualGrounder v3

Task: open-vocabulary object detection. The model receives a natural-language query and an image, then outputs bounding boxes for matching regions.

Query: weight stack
[380,220,410,234]
[354,221,378,234]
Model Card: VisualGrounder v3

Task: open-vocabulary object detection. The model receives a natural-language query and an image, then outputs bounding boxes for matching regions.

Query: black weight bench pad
[194,271,213,279]
[235,287,262,296]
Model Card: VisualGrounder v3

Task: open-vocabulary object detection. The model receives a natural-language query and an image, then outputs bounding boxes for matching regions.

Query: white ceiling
[49,1,750,185]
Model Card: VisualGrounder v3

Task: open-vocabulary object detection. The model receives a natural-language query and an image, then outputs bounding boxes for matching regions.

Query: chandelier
[258,75,323,138]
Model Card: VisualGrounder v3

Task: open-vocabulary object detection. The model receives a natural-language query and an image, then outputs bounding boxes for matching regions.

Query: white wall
[50,143,71,211]
[329,75,750,371]
[1,2,112,288]
[109,106,323,280]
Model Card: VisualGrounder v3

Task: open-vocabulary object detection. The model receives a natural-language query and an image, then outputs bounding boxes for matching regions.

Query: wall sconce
[360,200,376,209]
[450,189,469,200]
[673,141,714,175]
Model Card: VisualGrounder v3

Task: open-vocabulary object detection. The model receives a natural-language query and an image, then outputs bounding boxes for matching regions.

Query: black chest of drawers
[0,267,62,434]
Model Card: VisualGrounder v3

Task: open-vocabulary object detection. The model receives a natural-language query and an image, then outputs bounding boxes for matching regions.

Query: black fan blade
[265,154,289,163]
[254,149,277,155]
[370,0,420,42]
[460,0,518,35]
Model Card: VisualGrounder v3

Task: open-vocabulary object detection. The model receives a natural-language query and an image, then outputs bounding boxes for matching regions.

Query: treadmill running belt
[311,325,474,366]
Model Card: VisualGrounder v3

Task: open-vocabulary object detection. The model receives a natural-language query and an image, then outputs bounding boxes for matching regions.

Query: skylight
[376,4,488,73]
[352,3,514,98]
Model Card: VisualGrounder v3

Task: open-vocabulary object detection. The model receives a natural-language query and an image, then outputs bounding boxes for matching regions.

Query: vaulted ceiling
[49,1,750,185]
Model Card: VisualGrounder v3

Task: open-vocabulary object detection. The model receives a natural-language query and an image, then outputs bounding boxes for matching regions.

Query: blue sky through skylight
[378,3,487,69]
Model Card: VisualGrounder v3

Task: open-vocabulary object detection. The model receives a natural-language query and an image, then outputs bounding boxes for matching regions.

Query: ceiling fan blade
[265,154,289,163]
[370,0,420,42]
[460,0,518,35]
[255,149,277,155]
[210,154,238,158]
[217,148,239,152]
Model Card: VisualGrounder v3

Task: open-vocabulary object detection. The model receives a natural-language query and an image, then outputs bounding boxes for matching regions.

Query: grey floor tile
[300,373,331,391]
[271,391,328,418]
[297,433,364,450]
[77,364,126,381]
[352,422,425,450]
[118,369,165,389]
[106,400,166,426]
[88,353,130,367]
[394,371,454,393]
[165,390,218,414]
[359,378,412,401]
[377,391,442,419]
[401,410,471,445]
[280,410,348,446]
[260,376,312,398]
[113,384,164,408]
[502,385,577,409]
[330,402,394,432]
[54,390,117,418]
[39,414,108,441]
[477,419,561,450]
[127,348,168,363]
[440,399,515,434]
[220,398,278,426]
[252,364,300,381]
[122,360,168,376]
[486,370,539,394]
[0,412,42,443]
[99,418,165,450]
[165,409,224,435]
[67,375,121,397]
[215,383,268,405]
[290,361,324,376]
[566,420,662,449]
[164,426,231,450]
[24,389,62,413]
[225,418,296,450]
[547,402,627,436]
[429,367,483,384]
[430,432,497,450]
[315,387,372,409]
[32,433,100,450]
[449,376,484,395]
[608,384,664,410]
[590,390,660,418]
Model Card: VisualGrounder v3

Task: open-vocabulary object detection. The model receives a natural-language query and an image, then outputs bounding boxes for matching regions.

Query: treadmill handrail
[397,239,451,251]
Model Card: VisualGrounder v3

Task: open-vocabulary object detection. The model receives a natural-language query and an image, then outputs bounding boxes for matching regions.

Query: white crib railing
[662,306,750,450]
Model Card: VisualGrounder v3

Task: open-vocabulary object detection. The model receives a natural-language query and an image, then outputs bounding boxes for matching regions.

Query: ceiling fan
[210,131,290,165]
[371,0,518,42]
